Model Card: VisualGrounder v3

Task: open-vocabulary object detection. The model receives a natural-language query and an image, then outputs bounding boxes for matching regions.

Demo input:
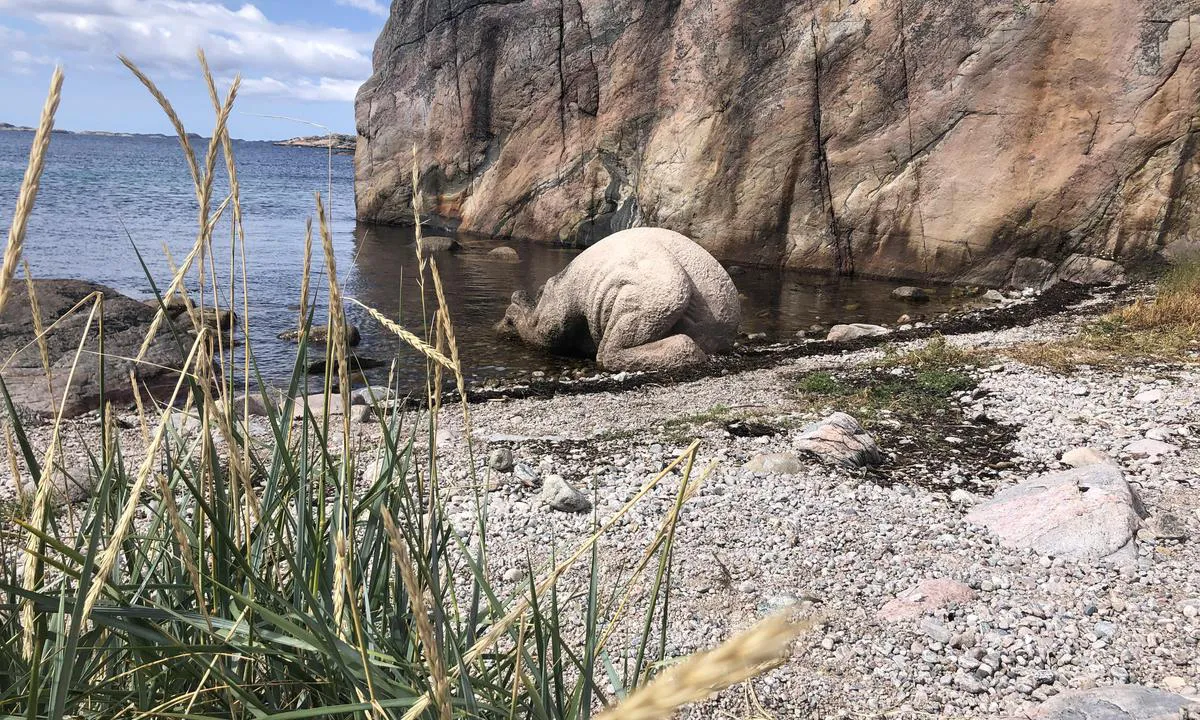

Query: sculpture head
[495,289,534,339]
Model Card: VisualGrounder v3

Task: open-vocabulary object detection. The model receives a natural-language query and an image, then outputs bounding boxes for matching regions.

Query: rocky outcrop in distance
[276,134,357,153]
[355,0,1200,285]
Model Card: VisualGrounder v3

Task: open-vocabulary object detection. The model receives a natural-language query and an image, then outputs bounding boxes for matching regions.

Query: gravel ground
[3,292,1198,718]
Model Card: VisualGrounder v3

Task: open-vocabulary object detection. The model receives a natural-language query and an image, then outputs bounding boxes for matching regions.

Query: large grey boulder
[495,228,740,371]
[966,464,1144,564]
[0,280,186,419]
[1052,254,1128,287]
[794,413,883,468]
[1007,257,1057,290]
[1027,686,1198,720]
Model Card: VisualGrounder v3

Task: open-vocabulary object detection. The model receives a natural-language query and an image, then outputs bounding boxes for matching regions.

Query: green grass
[794,335,977,421]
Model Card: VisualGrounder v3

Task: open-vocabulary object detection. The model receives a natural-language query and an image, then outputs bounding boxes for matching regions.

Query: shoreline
[3,281,1196,718]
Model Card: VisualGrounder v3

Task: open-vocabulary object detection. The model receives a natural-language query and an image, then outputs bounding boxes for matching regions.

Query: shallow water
[1,130,962,390]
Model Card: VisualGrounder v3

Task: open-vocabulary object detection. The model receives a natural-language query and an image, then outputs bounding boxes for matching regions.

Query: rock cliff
[354,0,1200,284]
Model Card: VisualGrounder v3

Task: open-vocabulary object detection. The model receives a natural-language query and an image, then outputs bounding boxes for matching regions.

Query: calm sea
[0,130,958,389]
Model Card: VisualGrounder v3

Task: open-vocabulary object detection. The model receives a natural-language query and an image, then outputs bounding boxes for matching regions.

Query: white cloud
[335,0,388,18]
[240,75,362,103]
[0,1,375,101]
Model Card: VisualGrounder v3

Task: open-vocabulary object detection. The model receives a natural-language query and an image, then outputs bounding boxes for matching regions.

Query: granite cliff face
[354,0,1200,284]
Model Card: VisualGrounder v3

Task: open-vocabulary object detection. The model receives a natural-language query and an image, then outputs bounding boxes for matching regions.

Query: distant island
[2,123,354,152]
[274,134,356,154]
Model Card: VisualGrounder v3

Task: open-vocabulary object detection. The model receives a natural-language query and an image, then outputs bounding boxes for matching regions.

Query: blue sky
[0,1,389,140]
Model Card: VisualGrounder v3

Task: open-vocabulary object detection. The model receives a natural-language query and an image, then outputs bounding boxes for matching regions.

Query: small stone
[1123,439,1179,459]
[514,463,539,484]
[1144,511,1188,540]
[488,448,515,473]
[920,617,954,644]
[794,412,883,468]
[743,452,803,475]
[877,579,977,622]
[1061,447,1117,468]
[821,636,836,651]
[18,463,95,506]
[737,579,758,594]
[1134,389,1164,404]
[1145,427,1173,441]
[825,324,891,342]
[982,289,1006,302]
[540,475,591,513]
[953,671,986,694]
[502,567,524,582]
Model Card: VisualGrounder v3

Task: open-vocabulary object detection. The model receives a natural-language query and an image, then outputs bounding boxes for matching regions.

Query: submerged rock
[496,228,739,371]
[0,280,186,419]
[278,324,362,347]
[420,236,459,253]
[488,246,520,262]
[891,286,929,302]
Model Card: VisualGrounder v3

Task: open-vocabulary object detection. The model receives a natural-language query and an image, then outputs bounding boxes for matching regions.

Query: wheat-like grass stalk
[78,332,206,626]
[21,292,101,658]
[4,427,22,506]
[595,613,812,720]
[21,262,53,396]
[299,218,313,333]
[315,193,350,422]
[0,66,63,316]
[122,56,239,359]
[119,56,200,187]
[331,530,350,640]
[381,511,452,720]
[350,299,456,370]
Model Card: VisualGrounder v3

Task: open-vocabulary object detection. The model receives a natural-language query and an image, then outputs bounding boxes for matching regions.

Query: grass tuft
[1007,258,1200,372]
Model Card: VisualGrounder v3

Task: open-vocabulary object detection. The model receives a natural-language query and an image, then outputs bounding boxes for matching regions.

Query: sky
[0,0,389,140]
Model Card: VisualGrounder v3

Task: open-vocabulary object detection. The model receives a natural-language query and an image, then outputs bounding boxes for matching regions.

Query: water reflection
[342,224,961,388]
